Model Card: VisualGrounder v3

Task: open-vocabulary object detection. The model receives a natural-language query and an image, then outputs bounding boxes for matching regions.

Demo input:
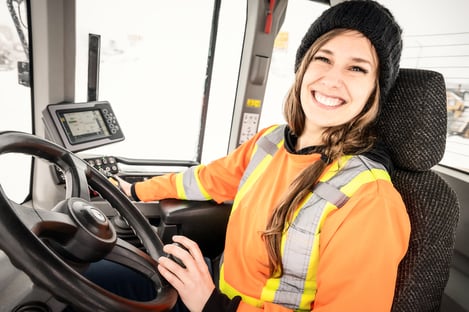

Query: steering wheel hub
[68,198,115,239]
[90,207,106,223]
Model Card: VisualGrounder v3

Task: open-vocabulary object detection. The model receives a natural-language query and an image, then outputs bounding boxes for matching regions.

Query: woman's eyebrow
[317,48,333,55]
[350,57,373,66]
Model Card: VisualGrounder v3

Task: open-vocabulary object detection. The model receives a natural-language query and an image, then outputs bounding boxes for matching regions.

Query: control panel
[52,155,119,185]
[85,156,119,177]
[43,101,124,152]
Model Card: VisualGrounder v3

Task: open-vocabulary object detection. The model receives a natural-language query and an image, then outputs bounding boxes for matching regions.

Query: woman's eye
[313,56,330,63]
[350,66,368,74]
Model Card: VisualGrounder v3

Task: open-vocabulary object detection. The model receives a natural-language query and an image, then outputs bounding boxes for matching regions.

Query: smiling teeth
[315,92,343,107]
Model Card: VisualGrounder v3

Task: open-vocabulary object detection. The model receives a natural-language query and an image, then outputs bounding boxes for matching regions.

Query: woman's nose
[320,67,344,88]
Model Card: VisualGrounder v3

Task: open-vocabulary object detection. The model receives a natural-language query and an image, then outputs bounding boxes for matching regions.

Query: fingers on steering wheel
[108,176,120,187]
[157,258,186,288]
[163,243,188,268]
[171,235,204,263]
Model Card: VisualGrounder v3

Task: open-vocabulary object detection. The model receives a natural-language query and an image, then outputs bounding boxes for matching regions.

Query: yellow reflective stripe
[296,202,337,310]
[260,195,337,310]
[232,151,280,213]
[319,155,353,182]
[176,172,187,199]
[261,280,280,304]
[250,143,260,162]
[193,165,212,200]
[234,125,284,213]
[275,138,284,149]
[341,168,390,197]
[219,264,264,308]
[299,232,320,310]
[264,124,282,137]
[260,194,313,306]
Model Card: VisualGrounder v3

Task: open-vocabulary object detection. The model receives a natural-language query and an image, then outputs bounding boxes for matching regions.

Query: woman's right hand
[158,235,215,312]
[110,175,132,197]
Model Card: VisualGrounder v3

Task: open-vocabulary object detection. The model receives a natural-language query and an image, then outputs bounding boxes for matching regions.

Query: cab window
[0,0,31,203]
[261,0,469,174]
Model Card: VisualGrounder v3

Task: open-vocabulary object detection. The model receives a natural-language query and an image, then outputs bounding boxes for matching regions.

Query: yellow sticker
[246,99,261,108]
[274,31,289,50]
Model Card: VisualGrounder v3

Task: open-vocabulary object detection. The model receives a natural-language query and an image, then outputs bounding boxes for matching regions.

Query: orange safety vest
[217,125,391,310]
[135,124,407,311]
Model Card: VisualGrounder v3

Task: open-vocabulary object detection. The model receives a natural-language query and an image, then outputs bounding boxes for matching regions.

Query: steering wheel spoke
[9,200,73,232]
[106,238,162,282]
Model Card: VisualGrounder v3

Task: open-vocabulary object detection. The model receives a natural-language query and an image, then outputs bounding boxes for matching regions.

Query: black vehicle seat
[376,68,460,311]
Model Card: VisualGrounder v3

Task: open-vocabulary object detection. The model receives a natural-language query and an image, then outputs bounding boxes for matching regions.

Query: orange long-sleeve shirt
[135,126,410,311]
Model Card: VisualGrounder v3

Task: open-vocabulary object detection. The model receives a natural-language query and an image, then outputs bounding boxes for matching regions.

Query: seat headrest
[377,68,447,172]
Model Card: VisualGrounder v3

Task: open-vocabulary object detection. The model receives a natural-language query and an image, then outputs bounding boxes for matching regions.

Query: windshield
[74,0,216,161]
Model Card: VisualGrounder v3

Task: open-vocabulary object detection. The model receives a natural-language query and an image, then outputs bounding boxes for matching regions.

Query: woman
[118,1,410,311]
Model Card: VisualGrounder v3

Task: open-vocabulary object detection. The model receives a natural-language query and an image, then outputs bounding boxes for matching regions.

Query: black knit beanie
[295,0,402,101]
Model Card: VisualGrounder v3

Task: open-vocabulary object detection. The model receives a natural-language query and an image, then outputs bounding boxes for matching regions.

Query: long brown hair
[262,29,381,277]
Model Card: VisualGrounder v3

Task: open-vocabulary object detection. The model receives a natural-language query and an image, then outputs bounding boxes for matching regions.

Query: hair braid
[262,29,380,277]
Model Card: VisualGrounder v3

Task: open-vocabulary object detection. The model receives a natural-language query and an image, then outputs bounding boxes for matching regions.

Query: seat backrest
[376,68,460,311]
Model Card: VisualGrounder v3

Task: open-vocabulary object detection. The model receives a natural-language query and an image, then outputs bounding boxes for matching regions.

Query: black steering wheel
[0,131,177,311]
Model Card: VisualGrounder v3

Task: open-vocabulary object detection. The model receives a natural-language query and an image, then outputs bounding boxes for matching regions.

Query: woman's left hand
[158,235,215,312]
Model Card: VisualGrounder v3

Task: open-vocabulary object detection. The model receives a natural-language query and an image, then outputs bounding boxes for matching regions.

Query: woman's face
[300,30,378,135]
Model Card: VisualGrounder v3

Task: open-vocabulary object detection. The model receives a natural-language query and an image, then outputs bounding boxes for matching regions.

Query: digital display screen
[58,109,110,144]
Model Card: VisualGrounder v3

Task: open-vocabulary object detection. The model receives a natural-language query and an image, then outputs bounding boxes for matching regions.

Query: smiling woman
[112,2,410,311]
[0,0,468,311]
[298,30,378,143]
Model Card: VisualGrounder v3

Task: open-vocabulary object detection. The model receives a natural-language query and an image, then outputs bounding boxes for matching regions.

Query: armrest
[157,199,232,258]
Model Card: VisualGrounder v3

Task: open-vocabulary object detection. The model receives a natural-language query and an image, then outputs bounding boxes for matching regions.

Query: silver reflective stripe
[273,155,387,309]
[314,181,349,208]
[274,194,324,310]
[181,166,210,200]
[238,125,285,189]
[257,134,281,155]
